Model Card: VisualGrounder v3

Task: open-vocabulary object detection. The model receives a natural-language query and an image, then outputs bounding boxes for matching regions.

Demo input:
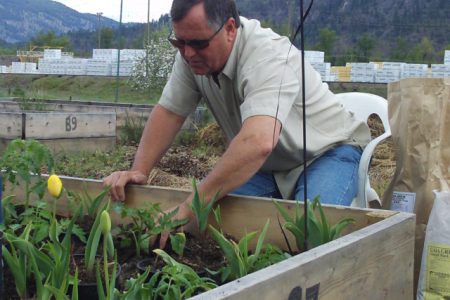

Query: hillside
[238,0,450,59]
[0,0,117,43]
[0,0,448,62]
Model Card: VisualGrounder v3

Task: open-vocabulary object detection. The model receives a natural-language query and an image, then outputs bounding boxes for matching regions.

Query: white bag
[417,191,450,299]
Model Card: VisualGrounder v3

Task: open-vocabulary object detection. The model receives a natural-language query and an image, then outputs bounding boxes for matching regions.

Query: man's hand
[103,170,148,202]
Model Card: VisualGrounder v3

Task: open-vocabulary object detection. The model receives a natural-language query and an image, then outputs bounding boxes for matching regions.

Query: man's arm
[104,104,186,201]
[174,115,282,221]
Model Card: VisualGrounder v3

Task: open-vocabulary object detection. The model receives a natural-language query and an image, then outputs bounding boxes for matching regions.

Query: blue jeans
[231,144,362,206]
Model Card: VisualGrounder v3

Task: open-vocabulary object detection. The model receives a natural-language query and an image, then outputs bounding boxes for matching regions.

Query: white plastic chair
[336,92,391,208]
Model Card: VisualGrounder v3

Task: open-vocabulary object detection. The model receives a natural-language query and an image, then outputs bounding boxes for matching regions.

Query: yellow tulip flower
[47,174,63,198]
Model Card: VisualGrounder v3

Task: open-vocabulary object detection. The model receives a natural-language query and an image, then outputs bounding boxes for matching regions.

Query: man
[104,0,370,224]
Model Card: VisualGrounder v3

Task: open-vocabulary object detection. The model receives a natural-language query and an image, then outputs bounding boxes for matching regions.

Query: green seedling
[273,196,355,253]
[208,220,273,282]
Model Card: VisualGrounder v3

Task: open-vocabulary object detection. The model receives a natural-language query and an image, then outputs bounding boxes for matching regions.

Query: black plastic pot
[69,254,121,300]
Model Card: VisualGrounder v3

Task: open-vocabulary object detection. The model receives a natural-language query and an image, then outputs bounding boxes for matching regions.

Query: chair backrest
[335,92,391,208]
[336,92,391,136]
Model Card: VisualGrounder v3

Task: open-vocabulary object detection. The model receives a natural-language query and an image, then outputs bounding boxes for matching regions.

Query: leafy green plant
[208,220,276,282]
[95,210,118,300]
[2,211,79,300]
[169,232,186,257]
[119,111,146,145]
[152,249,217,299]
[0,139,54,209]
[84,207,114,274]
[190,178,219,235]
[113,203,187,257]
[67,186,110,225]
[273,196,355,253]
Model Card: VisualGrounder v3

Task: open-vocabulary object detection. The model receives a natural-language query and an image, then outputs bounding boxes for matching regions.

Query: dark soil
[1,232,227,299]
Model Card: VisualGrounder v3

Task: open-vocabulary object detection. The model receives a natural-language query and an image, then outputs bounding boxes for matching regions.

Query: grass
[0,74,157,104]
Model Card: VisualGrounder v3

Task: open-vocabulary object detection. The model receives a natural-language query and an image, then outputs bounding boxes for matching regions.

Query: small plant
[169,232,186,257]
[208,220,276,282]
[273,196,355,253]
[190,178,219,235]
[113,203,187,257]
[95,211,118,300]
[0,139,54,209]
[66,184,110,228]
[119,111,146,145]
[84,207,114,274]
[152,249,217,299]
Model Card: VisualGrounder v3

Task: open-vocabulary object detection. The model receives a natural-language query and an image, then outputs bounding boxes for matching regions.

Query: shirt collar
[218,22,243,81]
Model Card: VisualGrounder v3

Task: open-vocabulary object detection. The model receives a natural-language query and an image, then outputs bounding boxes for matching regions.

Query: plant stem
[103,236,109,293]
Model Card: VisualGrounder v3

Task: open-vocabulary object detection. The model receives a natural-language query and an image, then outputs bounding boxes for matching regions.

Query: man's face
[171,3,236,75]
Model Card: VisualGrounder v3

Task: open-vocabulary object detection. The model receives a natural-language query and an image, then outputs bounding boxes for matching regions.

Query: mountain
[0,0,448,63]
[0,0,118,43]
[238,0,450,59]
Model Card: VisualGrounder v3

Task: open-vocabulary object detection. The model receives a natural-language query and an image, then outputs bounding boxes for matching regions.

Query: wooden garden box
[6,175,415,299]
[0,111,116,153]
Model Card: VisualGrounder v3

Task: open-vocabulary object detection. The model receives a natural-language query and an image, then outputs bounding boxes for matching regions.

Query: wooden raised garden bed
[0,111,116,153]
[5,175,416,299]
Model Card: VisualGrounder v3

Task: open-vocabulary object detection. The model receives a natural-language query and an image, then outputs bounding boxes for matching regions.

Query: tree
[128,35,176,94]
[390,37,410,62]
[356,33,375,62]
[315,28,337,63]
[100,28,114,49]
[409,37,435,64]
[31,31,71,51]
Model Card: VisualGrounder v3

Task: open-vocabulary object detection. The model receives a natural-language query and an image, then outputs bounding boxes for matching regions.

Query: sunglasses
[167,21,226,50]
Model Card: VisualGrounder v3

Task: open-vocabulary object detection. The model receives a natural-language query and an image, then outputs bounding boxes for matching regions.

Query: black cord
[299,0,310,252]
[288,0,314,252]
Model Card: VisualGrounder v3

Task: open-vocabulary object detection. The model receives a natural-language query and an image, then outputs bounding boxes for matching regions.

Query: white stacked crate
[43,49,62,60]
[11,62,26,73]
[444,50,450,65]
[110,60,137,76]
[350,63,377,82]
[86,59,113,76]
[375,62,405,83]
[304,51,325,63]
[310,62,332,81]
[431,64,450,77]
[92,49,119,60]
[0,65,8,73]
[38,58,67,75]
[402,64,428,79]
[64,58,88,75]
[120,49,146,61]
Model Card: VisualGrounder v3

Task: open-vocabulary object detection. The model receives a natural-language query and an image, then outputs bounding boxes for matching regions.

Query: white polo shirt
[160,17,370,199]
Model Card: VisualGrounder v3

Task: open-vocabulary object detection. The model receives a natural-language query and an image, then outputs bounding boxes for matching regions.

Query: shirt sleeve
[159,53,202,117]
[239,49,301,125]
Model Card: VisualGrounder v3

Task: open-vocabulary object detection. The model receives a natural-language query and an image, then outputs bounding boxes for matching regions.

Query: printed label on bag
[425,243,450,298]
[391,191,416,213]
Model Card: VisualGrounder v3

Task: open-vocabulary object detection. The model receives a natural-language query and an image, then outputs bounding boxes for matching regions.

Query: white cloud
[52,0,173,23]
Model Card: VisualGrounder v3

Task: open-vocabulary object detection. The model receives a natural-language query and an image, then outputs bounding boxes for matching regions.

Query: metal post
[146,0,150,78]
[96,12,103,48]
[115,0,123,103]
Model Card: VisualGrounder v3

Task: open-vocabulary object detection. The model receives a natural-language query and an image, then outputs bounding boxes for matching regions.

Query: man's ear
[225,18,237,41]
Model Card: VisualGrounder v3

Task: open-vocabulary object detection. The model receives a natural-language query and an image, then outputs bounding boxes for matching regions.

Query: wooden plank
[0,112,22,138]
[39,137,116,153]
[25,112,116,139]
[7,176,397,249]
[192,212,415,300]
[4,175,415,298]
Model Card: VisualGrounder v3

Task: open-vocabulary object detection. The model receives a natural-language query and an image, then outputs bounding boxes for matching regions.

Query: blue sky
[52,0,173,23]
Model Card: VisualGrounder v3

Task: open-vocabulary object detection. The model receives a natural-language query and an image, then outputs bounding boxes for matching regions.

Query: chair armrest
[356,132,392,207]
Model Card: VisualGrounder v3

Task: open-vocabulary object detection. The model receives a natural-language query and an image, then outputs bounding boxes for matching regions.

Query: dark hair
[170,0,240,29]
